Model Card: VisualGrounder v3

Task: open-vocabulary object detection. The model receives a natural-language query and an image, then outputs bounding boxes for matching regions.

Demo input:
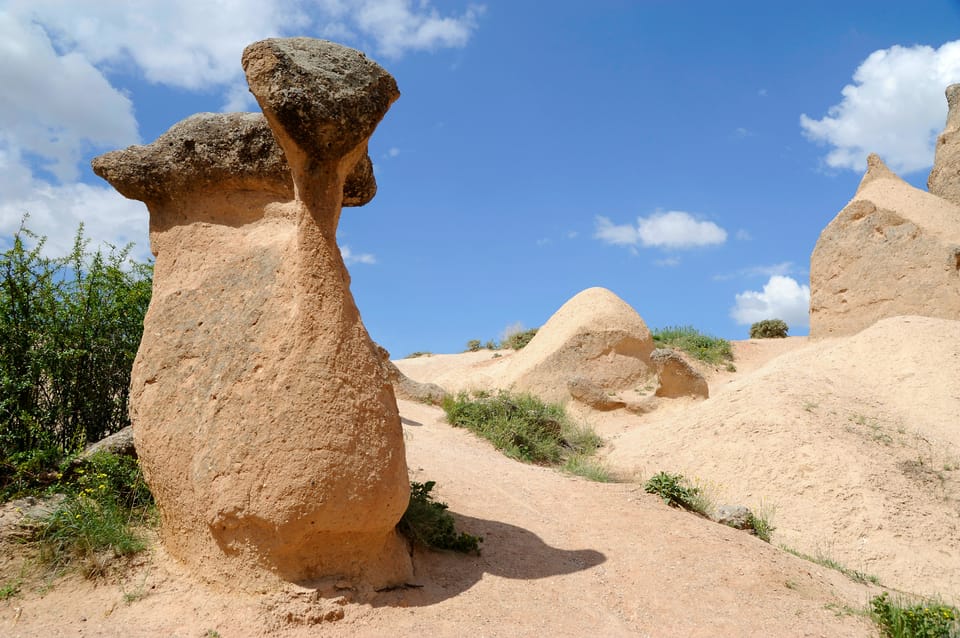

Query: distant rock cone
[928,84,960,206]
[92,39,412,590]
[500,287,657,403]
[810,153,960,337]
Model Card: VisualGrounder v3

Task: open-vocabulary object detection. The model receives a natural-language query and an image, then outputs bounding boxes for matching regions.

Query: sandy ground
[4,316,957,636]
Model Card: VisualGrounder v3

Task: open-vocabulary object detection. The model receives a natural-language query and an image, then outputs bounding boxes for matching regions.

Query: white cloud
[595,211,727,249]
[1,1,482,262]
[730,275,810,330]
[339,245,377,265]
[800,41,960,174]
[655,257,681,267]
[0,12,139,182]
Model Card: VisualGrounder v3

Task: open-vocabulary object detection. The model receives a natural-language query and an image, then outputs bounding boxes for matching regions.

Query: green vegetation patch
[870,591,959,638]
[749,319,789,339]
[0,220,151,498]
[643,471,710,516]
[441,390,602,467]
[781,545,880,585]
[29,452,155,578]
[651,326,734,366]
[398,481,481,554]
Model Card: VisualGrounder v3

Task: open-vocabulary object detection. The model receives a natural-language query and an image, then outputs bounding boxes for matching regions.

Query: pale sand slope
[603,316,960,599]
[1,397,876,637]
[400,317,960,599]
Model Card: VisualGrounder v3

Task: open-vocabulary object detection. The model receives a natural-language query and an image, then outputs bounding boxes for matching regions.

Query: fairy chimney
[92,38,411,590]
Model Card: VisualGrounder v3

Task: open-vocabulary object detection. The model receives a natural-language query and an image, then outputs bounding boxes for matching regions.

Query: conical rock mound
[810,153,960,337]
[500,287,656,403]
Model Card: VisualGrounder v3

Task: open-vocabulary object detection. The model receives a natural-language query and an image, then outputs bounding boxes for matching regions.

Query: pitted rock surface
[93,38,410,590]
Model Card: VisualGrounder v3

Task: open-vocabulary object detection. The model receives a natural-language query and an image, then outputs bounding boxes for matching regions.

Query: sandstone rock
[716,505,753,530]
[377,345,448,404]
[500,287,657,404]
[928,84,960,206]
[567,376,626,411]
[810,154,960,337]
[650,348,709,399]
[77,426,136,460]
[92,38,410,590]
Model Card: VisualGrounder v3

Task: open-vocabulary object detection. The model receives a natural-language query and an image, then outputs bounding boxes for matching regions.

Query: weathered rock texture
[92,38,411,589]
[567,376,627,411]
[499,287,657,404]
[810,154,960,337]
[650,348,709,399]
[377,345,448,404]
[928,84,960,206]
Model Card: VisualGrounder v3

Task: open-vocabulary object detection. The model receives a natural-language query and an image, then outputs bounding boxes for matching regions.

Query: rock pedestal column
[92,38,411,590]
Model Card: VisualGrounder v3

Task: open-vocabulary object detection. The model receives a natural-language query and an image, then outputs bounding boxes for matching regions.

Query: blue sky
[2,1,959,357]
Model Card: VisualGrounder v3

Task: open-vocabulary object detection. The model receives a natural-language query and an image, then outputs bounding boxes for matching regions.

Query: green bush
[0,220,151,491]
[397,481,481,554]
[749,319,788,339]
[644,471,708,515]
[652,326,733,365]
[746,512,775,543]
[442,391,601,466]
[501,328,538,350]
[870,591,959,638]
[465,339,482,352]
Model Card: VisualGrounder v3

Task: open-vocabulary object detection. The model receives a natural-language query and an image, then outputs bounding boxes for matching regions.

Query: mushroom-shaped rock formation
[500,287,657,403]
[928,84,960,206]
[92,39,411,590]
[810,154,960,337]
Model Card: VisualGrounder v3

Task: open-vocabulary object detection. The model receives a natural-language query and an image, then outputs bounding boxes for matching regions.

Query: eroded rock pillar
[92,39,411,590]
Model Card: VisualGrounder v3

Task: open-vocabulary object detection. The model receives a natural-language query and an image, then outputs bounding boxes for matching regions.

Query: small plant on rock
[501,328,538,350]
[465,339,482,352]
[749,319,788,339]
[398,481,481,554]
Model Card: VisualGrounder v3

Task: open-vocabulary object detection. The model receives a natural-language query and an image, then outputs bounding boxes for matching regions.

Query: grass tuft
[441,391,604,471]
[870,591,959,638]
[780,545,880,585]
[651,326,733,365]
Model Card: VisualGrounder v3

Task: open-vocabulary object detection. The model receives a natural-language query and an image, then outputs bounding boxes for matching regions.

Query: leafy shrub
[749,319,788,339]
[501,328,538,350]
[652,326,733,365]
[0,220,151,489]
[644,471,709,515]
[405,351,432,358]
[870,591,959,638]
[397,481,481,554]
[465,339,482,352]
[442,391,601,466]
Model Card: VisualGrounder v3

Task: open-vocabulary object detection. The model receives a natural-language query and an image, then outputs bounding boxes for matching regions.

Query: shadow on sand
[373,512,606,607]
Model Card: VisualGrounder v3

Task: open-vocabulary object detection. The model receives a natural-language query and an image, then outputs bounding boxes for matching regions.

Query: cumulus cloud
[339,245,377,265]
[730,276,810,330]
[1,1,482,259]
[595,211,727,249]
[800,41,960,174]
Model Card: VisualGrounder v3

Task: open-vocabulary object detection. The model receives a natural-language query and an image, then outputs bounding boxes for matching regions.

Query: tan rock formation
[567,376,627,411]
[928,84,960,206]
[92,38,411,590]
[650,348,709,399]
[500,287,657,403]
[809,154,960,337]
